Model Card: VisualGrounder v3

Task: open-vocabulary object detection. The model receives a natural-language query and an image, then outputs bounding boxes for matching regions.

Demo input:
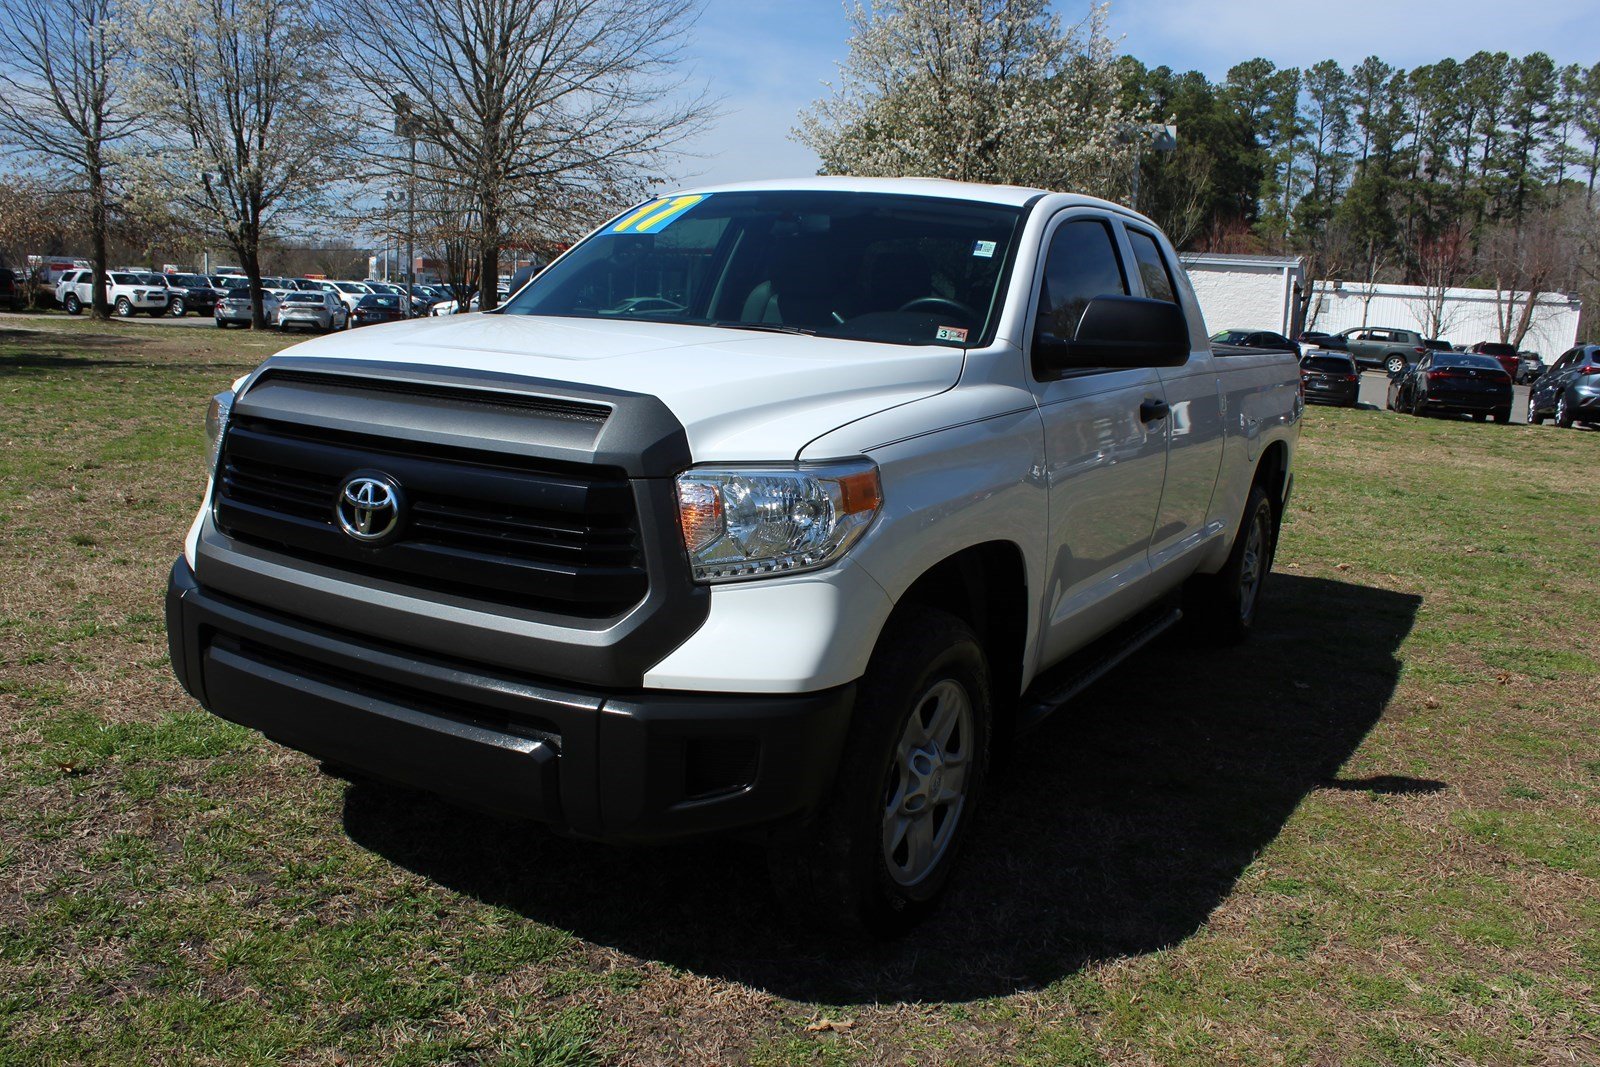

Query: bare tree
[134,0,347,326]
[0,0,138,318]
[1409,224,1472,338]
[1482,205,1573,348]
[339,0,713,312]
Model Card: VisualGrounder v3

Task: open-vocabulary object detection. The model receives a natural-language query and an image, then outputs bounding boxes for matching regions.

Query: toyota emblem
[336,475,402,542]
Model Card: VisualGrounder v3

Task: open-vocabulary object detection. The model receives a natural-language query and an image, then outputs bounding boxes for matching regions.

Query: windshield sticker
[972,240,997,258]
[936,325,969,342]
[606,194,709,235]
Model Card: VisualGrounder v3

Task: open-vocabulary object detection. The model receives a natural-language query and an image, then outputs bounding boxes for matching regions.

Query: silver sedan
[275,291,349,332]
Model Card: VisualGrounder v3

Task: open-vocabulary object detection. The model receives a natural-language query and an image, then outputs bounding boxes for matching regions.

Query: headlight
[675,461,882,583]
[204,388,235,475]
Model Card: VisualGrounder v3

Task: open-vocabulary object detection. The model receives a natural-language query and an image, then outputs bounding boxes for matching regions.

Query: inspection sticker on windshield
[972,239,997,258]
[936,325,969,342]
[605,194,709,235]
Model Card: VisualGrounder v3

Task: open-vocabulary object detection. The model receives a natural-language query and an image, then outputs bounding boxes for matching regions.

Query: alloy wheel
[1238,507,1268,622]
[882,678,973,888]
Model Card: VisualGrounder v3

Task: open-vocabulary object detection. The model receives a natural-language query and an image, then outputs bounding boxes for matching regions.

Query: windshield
[1440,354,1507,372]
[501,191,1024,347]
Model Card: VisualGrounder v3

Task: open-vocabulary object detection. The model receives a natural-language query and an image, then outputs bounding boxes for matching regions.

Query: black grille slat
[214,416,647,617]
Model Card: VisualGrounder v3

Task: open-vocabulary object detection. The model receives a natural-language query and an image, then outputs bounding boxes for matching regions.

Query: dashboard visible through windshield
[499,191,1025,347]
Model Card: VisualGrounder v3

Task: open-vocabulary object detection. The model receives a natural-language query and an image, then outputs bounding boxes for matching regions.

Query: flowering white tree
[797,0,1137,197]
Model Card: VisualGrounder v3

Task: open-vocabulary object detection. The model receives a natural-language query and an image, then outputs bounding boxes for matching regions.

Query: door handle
[1140,398,1169,423]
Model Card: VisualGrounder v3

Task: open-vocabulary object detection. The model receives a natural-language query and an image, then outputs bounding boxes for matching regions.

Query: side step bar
[1016,602,1183,733]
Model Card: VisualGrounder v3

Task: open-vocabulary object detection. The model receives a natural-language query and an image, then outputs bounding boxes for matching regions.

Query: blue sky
[674,0,1600,188]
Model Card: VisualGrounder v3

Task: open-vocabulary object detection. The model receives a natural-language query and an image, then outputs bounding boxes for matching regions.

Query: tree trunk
[242,214,265,330]
[87,160,110,321]
[479,243,498,312]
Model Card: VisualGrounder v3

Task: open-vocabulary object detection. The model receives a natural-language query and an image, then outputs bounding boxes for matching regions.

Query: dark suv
[0,268,22,311]
[1528,344,1600,428]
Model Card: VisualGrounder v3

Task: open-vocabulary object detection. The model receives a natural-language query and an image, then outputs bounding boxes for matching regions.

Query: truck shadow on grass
[340,573,1423,1003]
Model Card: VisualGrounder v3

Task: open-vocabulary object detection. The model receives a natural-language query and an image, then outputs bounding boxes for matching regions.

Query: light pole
[1120,123,1178,212]
[383,189,406,282]
[392,93,422,289]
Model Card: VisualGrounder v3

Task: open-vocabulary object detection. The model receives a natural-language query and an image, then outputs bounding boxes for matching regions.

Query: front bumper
[165,558,854,841]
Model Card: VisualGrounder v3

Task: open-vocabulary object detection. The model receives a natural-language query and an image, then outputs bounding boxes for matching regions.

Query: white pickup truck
[166,177,1301,934]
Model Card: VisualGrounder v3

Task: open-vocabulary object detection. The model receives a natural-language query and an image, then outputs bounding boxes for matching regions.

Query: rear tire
[1183,484,1275,646]
[1386,354,1406,375]
[1555,394,1574,428]
[768,609,991,938]
[1472,413,1488,422]
[1491,409,1511,424]
[63,294,81,315]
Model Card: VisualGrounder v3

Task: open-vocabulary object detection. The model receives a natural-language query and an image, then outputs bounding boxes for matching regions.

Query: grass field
[1,315,1597,1066]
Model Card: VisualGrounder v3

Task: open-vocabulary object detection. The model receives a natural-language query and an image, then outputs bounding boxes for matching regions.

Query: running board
[1016,603,1183,733]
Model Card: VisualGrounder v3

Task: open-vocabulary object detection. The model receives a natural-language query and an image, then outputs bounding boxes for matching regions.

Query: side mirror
[1034,295,1190,375]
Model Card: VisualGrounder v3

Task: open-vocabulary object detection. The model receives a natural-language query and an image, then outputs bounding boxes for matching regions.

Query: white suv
[55,270,170,317]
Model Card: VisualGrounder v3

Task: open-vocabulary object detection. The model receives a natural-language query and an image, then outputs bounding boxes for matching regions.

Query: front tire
[115,296,133,317]
[1529,397,1545,425]
[1555,394,1574,428]
[768,609,991,938]
[167,301,186,318]
[1184,484,1275,645]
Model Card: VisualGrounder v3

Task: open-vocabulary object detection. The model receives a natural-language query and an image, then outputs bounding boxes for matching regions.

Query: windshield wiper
[708,320,817,336]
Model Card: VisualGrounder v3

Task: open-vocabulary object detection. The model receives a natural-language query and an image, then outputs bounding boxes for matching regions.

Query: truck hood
[270,313,965,460]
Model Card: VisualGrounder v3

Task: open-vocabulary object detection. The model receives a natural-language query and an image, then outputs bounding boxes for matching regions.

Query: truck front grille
[214,416,647,617]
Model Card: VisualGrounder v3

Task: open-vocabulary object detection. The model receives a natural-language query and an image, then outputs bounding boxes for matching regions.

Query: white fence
[1304,280,1582,355]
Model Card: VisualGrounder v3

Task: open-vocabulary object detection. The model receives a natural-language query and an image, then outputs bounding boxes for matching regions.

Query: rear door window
[1125,228,1178,305]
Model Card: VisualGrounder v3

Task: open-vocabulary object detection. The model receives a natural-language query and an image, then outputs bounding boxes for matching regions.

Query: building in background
[1303,281,1581,356]
[1180,253,1305,338]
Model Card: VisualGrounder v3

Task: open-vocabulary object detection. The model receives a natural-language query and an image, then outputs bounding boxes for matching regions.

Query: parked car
[214,286,281,328]
[1390,351,1513,422]
[1516,352,1545,384]
[1210,328,1300,358]
[164,272,223,316]
[168,177,1302,933]
[1469,341,1522,382]
[406,285,437,316]
[316,280,373,315]
[55,269,169,317]
[275,291,348,332]
[0,267,23,311]
[348,292,406,326]
[1330,326,1429,374]
[1300,352,1360,406]
[1527,344,1600,428]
